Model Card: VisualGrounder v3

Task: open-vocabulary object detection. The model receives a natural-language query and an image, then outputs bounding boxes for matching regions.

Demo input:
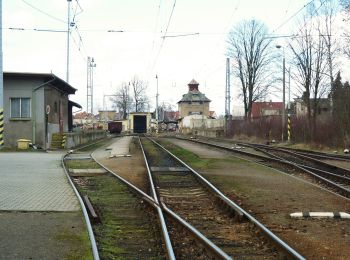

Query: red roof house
[251,102,283,119]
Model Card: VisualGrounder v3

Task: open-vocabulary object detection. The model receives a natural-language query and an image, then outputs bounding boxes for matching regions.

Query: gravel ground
[162,138,350,260]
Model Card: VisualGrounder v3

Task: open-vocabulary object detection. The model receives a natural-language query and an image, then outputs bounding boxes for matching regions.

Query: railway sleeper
[215,196,246,222]
[82,195,101,224]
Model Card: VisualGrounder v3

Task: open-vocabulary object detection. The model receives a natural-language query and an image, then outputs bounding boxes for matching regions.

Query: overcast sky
[3,0,349,115]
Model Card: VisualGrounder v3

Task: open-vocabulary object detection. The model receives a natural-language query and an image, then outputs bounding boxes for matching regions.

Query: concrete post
[0,0,4,147]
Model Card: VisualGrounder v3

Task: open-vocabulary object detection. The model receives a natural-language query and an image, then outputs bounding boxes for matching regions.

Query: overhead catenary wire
[21,0,66,24]
[150,0,177,73]
[272,0,317,33]
[19,0,89,64]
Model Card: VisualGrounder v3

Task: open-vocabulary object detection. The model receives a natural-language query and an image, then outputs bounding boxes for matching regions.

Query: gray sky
[3,0,349,115]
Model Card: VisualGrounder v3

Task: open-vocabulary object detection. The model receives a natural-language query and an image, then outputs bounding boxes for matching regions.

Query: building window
[54,101,58,113]
[10,98,31,118]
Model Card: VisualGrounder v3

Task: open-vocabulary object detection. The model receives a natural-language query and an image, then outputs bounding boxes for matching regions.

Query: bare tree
[341,0,350,58]
[110,82,132,120]
[130,76,149,112]
[227,19,275,120]
[318,0,340,86]
[289,12,329,139]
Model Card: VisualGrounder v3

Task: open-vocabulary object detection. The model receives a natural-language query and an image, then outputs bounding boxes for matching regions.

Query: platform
[0,152,79,211]
[106,136,132,157]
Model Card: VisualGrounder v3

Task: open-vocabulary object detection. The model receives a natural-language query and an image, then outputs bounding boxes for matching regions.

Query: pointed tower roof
[188,79,199,85]
[177,79,211,103]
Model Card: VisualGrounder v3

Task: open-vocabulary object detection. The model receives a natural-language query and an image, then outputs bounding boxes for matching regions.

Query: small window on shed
[54,102,58,113]
[10,98,31,118]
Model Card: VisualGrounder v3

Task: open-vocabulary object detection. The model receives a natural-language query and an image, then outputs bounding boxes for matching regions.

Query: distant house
[294,98,331,119]
[98,110,122,121]
[251,102,283,119]
[163,111,179,123]
[3,72,81,148]
[177,79,211,118]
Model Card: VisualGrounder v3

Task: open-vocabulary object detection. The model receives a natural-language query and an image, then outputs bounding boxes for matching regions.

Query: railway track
[264,145,350,162]
[141,136,304,259]
[237,142,350,197]
[61,136,306,259]
[63,140,166,259]
[177,136,350,198]
[65,137,233,259]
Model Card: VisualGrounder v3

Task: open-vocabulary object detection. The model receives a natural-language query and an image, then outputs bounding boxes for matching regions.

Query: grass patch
[77,138,111,152]
[141,139,159,157]
[160,140,246,170]
[75,174,163,259]
[55,226,93,260]
[65,159,100,169]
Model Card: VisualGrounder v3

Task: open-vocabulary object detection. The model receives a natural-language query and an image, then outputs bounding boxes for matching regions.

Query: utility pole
[225,58,231,136]
[87,57,96,114]
[0,0,4,147]
[66,0,72,83]
[276,45,286,142]
[282,54,286,142]
[155,75,159,133]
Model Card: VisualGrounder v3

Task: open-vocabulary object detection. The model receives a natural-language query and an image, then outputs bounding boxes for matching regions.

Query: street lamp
[276,45,286,142]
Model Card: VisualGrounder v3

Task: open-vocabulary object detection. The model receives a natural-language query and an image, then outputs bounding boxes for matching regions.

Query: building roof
[178,79,211,103]
[178,91,211,103]
[251,101,283,118]
[188,79,199,85]
[4,72,77,95]
[69,100,82,109]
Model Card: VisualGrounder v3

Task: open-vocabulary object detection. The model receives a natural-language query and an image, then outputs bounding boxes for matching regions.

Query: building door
[133,115,147,133]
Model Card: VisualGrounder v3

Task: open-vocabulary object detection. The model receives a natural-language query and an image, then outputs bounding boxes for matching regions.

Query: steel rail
[233,142,350,197]
[272,146,350,161]
[93,142,231,259]
[139,137,233,259]
[277,147,350,176]
[301,164,350,184]
[161,203,232,260]
[136,137,176,260]
[148,137,305,260]
[66,138,176,260]
[178,136,350,200]
[61,153,100,260]
[244,142,350,174]
[91,151,176,260]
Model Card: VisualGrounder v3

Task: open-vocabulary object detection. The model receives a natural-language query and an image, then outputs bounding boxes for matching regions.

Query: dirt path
[163,138,350,260]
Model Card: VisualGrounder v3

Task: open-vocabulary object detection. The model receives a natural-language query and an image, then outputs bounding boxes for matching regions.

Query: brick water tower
[177,79,211,118]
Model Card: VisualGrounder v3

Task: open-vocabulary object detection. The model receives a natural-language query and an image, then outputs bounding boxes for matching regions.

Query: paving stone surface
[0,152,79,211]
[107,136,132,157]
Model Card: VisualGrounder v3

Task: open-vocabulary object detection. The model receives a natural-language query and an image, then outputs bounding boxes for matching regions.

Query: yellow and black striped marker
[0,108,4,146]
[287,114,291,142]
[61,135,66,149]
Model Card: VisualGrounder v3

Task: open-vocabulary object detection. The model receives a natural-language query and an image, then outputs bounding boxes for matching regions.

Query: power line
[6,26,349,40]
[5,27,66,32]
[161,32,199,38]
[21,0,66,24]
[162,0,177,39]
[272,0,316,33]
[147,0,162,73]
[150,0,177,73]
